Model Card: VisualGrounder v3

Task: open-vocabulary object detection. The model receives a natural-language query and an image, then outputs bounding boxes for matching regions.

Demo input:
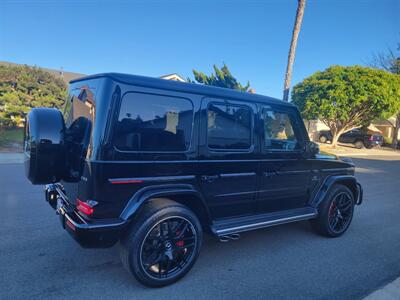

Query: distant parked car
[318,128,383,149]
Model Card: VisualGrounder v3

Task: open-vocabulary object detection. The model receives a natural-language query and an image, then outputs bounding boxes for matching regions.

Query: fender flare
[119,183,212,224]
[311,175,362,208]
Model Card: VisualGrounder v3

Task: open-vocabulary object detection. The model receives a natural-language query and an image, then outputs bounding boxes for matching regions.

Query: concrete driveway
[0,154,399,299]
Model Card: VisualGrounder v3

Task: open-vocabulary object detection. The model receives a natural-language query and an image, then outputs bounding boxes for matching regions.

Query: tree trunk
[391,113,400,149]
[331,133,340,148]
[283,0,306,101]
[330,128,346,148]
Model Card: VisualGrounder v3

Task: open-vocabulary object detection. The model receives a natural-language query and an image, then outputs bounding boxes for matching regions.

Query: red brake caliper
[175,230,184,247]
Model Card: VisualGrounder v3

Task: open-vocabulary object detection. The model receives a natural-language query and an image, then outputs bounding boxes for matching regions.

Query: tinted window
[207,103,252,150]
[64,86,95,128]
[262,109,300,151]
[114,93,193,152]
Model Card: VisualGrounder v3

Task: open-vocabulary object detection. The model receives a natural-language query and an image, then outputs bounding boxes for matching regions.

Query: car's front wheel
[120,199,202,287]
[319,135,328,143]
[311,184,355,237]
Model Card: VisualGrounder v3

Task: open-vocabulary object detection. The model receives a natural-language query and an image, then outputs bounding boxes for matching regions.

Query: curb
[0,153,24,164]
[364,277,400,300]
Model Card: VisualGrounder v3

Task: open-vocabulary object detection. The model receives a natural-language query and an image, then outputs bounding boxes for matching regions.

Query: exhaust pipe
[219,233,240,242]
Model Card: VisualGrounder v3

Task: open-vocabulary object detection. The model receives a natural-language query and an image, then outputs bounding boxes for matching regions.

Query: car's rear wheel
[354,140,364,149]
[319,135,328,143]
[311,184,355,237]
[120,199,202,287]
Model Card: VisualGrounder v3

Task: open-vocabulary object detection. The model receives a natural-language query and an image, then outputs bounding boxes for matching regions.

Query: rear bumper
[46,184,127,248]
[365,139,383,147]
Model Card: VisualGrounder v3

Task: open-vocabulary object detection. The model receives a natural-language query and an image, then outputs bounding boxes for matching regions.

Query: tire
[311,184,355,238]
[120,199,203,287]
[365,144,373,149]
[24,108,66,184]
[354,140,364,149]
[319,135,328,143]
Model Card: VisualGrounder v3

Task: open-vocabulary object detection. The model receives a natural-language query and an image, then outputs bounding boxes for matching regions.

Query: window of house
[114,93,193,152]
[262,108,300,151]
[207,103,252,150]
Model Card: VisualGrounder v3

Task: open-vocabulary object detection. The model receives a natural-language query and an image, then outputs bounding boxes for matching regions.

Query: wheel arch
[312,175,358,208]
[120,184,213,232]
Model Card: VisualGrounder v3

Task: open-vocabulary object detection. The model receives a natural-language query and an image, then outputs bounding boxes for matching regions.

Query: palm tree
[283,0,306,102]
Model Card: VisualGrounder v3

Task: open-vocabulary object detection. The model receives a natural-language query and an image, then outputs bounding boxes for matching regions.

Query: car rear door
[198,97,259,220]
[256,105,311,213]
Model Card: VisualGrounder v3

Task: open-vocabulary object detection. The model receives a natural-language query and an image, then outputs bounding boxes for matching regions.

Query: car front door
[257,105,311,213]
[198,98,259,220]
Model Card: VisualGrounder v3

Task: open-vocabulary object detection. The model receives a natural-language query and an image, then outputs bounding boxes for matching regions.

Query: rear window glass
[114,92,193,152]
[64,86,96,127]
[207,103,252,150]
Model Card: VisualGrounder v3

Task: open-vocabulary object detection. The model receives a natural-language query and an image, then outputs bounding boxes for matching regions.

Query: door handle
[263,171,277,178]
[201,175,219,182]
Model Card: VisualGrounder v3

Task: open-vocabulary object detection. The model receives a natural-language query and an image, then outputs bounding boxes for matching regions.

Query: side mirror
[306,141,319,155]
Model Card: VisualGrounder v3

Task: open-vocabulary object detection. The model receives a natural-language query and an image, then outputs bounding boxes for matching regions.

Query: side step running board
[213,208,318,236]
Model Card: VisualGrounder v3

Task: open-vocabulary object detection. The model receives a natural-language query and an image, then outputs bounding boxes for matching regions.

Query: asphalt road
[1,155,400,300]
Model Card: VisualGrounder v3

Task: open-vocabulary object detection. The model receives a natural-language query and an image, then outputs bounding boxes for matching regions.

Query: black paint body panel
[42,73,362,247]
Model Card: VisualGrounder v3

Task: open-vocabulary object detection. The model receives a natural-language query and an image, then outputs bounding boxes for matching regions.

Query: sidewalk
[364,277,400,300]
[0,152,24,164]
[319,143,400,157]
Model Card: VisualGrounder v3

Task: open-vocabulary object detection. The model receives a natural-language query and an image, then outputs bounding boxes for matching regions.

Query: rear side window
[114,92,193,152]
[207,103,252,150]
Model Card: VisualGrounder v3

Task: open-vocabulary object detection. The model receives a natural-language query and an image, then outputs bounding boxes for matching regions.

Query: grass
[0,127,24,151]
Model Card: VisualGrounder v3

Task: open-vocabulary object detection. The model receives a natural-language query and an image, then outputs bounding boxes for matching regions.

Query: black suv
[24,73,363,287]
[318,128,383,149]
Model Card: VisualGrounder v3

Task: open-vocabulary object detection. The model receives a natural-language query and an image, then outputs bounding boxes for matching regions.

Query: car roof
[70,73,294,108]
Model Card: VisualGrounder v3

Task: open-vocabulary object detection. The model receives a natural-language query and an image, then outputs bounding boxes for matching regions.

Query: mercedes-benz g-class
[24,73,363,287]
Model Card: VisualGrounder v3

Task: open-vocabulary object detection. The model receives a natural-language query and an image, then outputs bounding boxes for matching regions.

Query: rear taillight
[76,199,97,216]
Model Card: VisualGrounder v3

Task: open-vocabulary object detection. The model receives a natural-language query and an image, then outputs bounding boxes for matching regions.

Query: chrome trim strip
[275,170,311,175]
[219,172,256,178]
[91,158,303,164]
[320,167,354,173]
[109,175,195,184]
[216,212,317,235]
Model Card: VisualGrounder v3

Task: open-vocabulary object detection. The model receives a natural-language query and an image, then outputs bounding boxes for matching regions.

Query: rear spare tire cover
[24,108,65,184]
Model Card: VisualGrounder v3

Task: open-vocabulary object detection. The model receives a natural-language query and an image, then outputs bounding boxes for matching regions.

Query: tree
[189,63,251,92]
[283,0,306,101]
[370,43,400,148]
[0,65,67,127]
[292,65,400,147]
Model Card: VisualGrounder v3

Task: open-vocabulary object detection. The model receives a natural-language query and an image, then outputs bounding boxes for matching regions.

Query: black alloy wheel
[327,192,354,234]
[140,216,197,280]
[120,199,202,287]
[311,184,355,237]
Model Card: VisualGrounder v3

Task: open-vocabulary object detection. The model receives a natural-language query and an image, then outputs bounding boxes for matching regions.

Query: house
[373,117,400,140]
[1,61,187,85]
[0,61,85,84]
[160,73,186,82]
